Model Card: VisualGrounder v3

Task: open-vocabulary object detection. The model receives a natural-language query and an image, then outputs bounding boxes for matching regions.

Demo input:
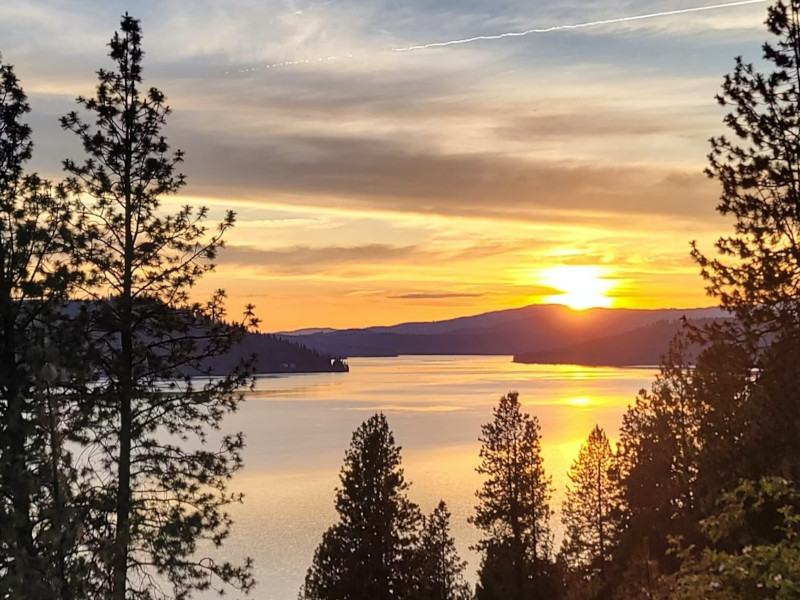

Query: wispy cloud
[389,292,486,300]
[217,243,424,273]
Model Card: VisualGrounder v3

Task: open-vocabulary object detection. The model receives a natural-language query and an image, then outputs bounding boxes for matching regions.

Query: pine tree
[604,2,800,594]
[689,338,755,511]
[470,392,555,600]
[614,336,702,575]
[693,0,800,331]
[59,15,255,600]
[560,426,622,578]
[691,0,800,486]
[301,413,421,600]
[417,501,472,600]
[0,55,82,600]
[623,3,800,593]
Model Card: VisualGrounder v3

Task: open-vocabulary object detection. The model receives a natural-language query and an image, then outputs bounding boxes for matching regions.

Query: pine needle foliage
[694,0,800,331]
[0,55,82,600]
[470,392,555,600]
[560,426,622,578]
[59,15,256,600]
[417,501,472,600]
[301,413,421,600]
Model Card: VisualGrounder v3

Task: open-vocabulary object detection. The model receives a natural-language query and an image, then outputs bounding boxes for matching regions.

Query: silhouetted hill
[275,327,338,336]
[278,304,727,359]
[200,332,348,375]
[513,319,717,367]
[62,300,346,375]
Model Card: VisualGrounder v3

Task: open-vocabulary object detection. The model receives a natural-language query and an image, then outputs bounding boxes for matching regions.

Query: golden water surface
[204,356,657,599]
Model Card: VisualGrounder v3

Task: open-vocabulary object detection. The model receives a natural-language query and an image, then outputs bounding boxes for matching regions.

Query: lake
[205,356,658,599]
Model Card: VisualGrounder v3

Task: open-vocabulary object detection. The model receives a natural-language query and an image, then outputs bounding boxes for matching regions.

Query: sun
[540,265,615,310]
[564,396,594,407]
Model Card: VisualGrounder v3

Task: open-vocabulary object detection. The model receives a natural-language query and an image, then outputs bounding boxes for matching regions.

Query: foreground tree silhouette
[301,413,421,600]
[60,15,254,600]
[691,0,800,482]
[417,501,472,600]
[604,4,800,596]
[560,426,622,579]
[694,0,800,330]
[470,392,556,600]
[610,336,705,598]
[0,56,82,600]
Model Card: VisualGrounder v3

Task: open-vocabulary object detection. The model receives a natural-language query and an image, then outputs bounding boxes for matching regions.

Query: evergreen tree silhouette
[60,15,255,600]
[301,413,421,600]
[0,55,82,600]
[417,501,472,600]
[560,426,623,582]
[470,392,556,600]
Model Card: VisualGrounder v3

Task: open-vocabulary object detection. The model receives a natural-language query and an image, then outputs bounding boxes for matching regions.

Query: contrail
[391,0,767,52]
[226,0,765,75]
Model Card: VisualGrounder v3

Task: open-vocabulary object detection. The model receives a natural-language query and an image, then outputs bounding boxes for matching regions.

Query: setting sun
[541,266,616,310]
[564,396,594,407]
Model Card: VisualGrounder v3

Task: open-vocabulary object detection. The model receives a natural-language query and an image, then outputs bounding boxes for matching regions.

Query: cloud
[176,130,719,221]
[496,105,708,140]
[0,0,759,329]
[344,404,464,413]
[389,292,486,299]
[216,238,566,276]
[14,0,742,232]
[216,243,423,273]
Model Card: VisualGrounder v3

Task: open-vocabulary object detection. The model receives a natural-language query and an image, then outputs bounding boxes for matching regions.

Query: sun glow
[541,265,616,310]
[564,396,594,407]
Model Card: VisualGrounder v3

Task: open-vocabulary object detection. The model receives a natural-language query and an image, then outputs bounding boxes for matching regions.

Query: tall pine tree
[470,392,555,600]
[640,3,800,594]
[560,426,622,581]
[694,0,800,331]
[301,413,421,600]
[60,15,255,600]
[614,336,702,583]
[0,55,81,600]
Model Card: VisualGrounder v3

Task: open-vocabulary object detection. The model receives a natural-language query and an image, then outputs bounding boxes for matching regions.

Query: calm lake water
[203,356,657,600]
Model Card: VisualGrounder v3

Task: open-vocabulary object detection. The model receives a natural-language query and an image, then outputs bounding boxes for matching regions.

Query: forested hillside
[199,331,348,374]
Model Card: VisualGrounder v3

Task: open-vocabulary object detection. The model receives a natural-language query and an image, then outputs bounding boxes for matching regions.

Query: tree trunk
[0,287,38,597]
[46,388,68,600]
[597,455,606,575]
[112,44,135,600]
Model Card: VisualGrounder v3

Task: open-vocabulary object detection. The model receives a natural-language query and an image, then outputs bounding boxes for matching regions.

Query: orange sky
[0,0,770,331]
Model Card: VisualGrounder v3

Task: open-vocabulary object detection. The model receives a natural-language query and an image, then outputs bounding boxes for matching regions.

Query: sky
[0,0,771,331]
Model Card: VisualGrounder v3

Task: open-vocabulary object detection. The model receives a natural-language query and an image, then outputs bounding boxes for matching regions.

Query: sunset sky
[0,0,770,331]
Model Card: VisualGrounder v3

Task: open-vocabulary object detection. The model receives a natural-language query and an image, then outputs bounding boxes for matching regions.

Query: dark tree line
[0,51,81,600]
[0,14,255,600]
[301,395,560,600]
[302,399,615,600]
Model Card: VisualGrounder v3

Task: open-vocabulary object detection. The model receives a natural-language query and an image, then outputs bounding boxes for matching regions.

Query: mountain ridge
[277,304,727,360]
[513,318,717,367]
